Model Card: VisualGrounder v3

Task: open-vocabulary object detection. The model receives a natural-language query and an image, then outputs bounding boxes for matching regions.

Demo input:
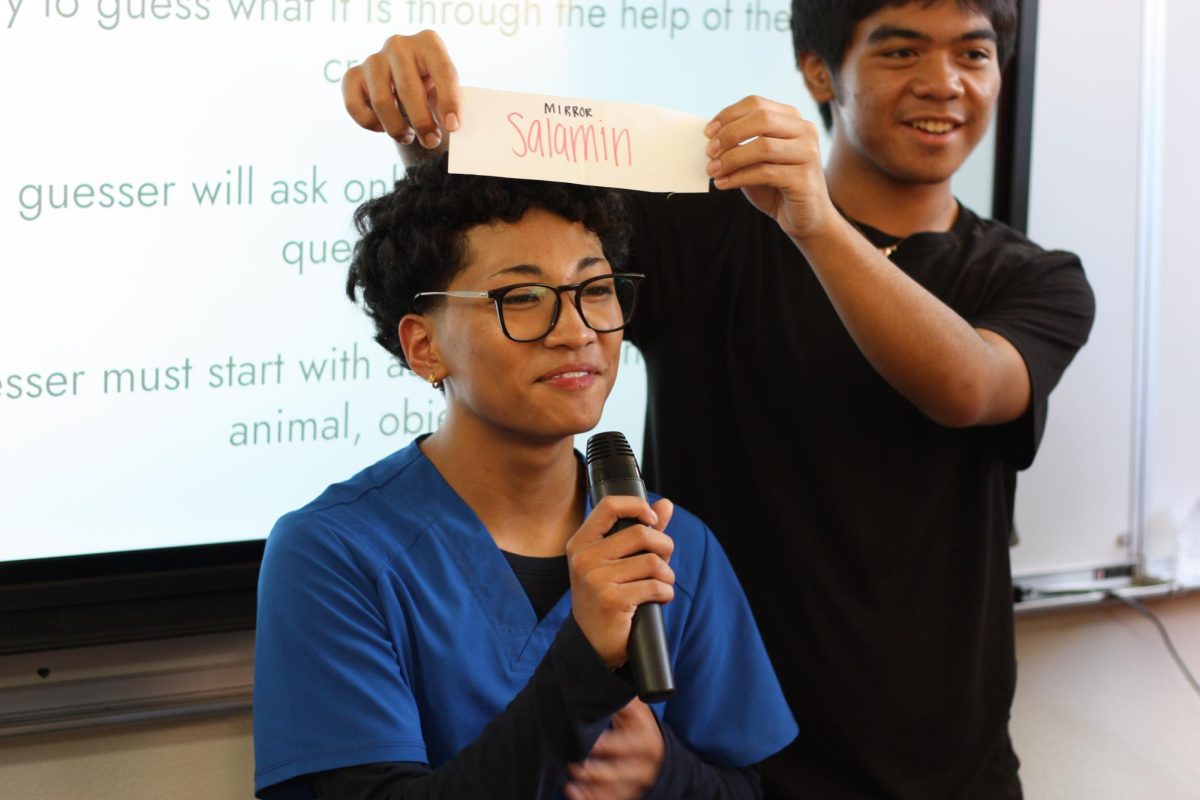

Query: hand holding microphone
[564,432,677,702]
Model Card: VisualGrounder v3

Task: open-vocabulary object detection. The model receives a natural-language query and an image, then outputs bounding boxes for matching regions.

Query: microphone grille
[585,431,633,464]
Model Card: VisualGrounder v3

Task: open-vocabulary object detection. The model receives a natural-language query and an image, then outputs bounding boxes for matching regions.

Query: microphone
[585,431,676,703]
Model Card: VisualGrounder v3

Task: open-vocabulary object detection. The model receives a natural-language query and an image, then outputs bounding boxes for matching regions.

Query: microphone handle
[591,478,676,703]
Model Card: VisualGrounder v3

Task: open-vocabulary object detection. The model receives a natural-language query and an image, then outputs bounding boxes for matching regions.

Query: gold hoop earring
[428,372,443,390]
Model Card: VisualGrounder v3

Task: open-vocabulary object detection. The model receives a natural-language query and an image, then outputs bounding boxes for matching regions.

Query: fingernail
[706,159,721,176]
[705,138,720,157]
[714,176,729,188]
[444,112,460,131]
[704,120,719,137]
[400,131,416,146]
[422,131,442,149]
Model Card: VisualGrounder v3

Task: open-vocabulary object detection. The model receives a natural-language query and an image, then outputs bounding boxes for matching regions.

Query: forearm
[795,216,1029,427]
[311,615,634,800]
[645,724,762,800]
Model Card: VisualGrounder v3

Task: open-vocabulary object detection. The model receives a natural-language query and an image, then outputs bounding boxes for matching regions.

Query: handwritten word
[507,113,632,167]
[544,102,594,118]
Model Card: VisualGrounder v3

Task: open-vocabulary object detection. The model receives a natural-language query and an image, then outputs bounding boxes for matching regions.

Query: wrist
[788,203,853,253]
[557,614,637,703]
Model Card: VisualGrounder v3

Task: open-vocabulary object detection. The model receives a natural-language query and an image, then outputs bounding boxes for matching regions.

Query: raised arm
[704,96,1031,429]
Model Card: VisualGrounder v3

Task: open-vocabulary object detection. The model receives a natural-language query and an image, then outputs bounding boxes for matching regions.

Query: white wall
[1011,0,1142,575]
[1144,0,1200,567]
[1014,0,1200,579]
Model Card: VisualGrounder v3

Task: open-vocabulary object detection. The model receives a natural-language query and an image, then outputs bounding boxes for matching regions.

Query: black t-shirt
[622,188,1095,800]
[502,551,571,621]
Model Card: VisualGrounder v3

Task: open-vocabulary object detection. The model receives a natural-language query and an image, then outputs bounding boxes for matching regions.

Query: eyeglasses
[414,273,644,343]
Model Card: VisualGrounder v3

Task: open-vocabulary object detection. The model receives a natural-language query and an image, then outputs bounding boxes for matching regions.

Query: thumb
[649,498,674,533]
[613,698,658,735]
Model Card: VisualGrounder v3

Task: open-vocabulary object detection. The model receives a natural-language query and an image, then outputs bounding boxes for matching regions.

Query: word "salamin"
[507,112,633,167]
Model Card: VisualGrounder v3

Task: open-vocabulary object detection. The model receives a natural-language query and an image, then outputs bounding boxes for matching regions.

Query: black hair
[345,154,632,368]
[791,0,1018,129]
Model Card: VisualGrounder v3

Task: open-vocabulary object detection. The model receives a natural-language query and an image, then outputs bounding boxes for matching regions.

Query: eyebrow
[866,24,998,47]
[487,255,608,280]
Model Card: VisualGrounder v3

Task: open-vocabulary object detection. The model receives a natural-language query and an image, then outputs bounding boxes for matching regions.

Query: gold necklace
[847,217,904,259]
[847,198,959,259]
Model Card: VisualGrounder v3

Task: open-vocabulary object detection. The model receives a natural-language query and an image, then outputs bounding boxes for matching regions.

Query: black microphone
[585,431,676,703]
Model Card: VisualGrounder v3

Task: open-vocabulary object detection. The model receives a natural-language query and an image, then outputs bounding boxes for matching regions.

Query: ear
[398,313,444,382]
[797,52,836,103]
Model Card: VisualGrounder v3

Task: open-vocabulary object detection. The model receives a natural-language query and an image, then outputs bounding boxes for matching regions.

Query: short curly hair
[792,0,1018,130]
[346,154,633,368]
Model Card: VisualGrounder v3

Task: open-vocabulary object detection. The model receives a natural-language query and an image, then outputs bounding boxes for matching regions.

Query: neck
[420,411,584,557]
[825,146,959,238]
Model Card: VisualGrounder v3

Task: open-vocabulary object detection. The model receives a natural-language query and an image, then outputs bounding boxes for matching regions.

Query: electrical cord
[1105,591,1200,698]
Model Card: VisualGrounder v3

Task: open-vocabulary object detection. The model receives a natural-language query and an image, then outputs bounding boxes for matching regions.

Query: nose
[912,53,964,100]
[543,289,597,348]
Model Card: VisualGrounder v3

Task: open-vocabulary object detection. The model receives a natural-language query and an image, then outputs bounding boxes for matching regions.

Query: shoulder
[265,442,437,578]
[646,494,729,601]
[958,205,1086,273]
[649,494,711,549]
[951,206,1095,312]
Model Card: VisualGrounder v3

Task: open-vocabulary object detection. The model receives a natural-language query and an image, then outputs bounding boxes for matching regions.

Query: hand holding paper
[342,29,461,150]
[449,87,710,193]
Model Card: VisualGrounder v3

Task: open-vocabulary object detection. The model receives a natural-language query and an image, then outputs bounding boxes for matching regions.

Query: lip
[537,363,601,390]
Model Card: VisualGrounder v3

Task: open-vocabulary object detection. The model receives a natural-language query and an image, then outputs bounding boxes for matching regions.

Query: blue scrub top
[254,440,796,794]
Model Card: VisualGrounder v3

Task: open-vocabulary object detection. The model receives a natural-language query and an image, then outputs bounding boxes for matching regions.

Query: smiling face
[818,0,1003,188]
[411,207,622,445]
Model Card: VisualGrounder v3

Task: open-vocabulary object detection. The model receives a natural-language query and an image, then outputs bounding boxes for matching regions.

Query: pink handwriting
[507,112,633,167]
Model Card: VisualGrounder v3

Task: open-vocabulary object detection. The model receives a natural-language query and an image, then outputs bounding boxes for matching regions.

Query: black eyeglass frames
[413,273,644,343]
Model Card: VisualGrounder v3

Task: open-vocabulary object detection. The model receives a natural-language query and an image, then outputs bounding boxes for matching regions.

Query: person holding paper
[252,157,797,800]
[341,0,1095,797]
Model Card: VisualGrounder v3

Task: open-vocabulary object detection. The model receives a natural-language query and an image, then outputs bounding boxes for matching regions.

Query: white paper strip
[449,87,710,193]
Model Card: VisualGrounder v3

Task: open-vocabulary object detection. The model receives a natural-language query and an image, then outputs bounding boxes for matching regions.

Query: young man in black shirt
[340,1,1095,797]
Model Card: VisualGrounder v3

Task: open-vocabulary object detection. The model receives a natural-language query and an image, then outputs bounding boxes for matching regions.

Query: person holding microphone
[252,156,797,800]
